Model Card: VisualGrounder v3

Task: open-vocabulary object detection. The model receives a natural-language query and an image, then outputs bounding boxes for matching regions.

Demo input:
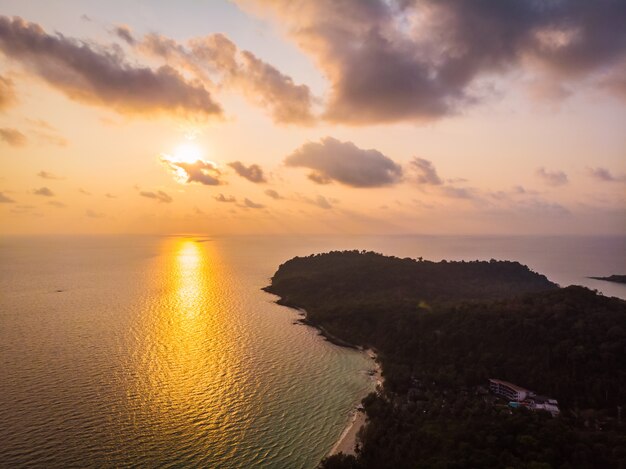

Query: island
[589,275,626,284]
[264,251,626,469]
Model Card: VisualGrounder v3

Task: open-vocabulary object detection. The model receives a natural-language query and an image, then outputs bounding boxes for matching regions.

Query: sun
[172,141,203,164]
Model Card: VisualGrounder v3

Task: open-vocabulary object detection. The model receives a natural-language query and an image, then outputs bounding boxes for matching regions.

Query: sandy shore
[281,304,384,458]
[329,409,367,456]
[328,349,383,457]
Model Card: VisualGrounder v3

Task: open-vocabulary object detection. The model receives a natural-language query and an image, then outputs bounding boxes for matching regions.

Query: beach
[329,349,383,457]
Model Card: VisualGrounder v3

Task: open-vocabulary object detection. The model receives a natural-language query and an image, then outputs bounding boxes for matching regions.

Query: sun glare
[173,142,203,164]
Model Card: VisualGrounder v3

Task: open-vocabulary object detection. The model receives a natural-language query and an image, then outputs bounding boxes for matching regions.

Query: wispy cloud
[38,171,64,180]
[113,24,136,45]
[0,127,27,147]
[587,167,626,183]
[409,158,443,185]
[242,198,264,209]
[85,209,104,218]
[264,189,284,200]
[33,187,54,197]
[140,190,172,203]
[0,191,15,203]
[0,74,17,110]
[299,194,333,210]
[136,31,315,124]
[536,167,569,186]
[214,193,236,203]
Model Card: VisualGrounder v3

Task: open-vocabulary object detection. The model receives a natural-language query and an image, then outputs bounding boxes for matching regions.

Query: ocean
[0,235,624,468]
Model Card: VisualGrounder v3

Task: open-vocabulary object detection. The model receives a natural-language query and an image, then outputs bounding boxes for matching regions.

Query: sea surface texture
[0,235,624,468]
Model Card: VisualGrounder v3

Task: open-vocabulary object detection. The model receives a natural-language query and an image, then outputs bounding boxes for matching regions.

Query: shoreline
[268,293,384,458]
[328,349,382,457]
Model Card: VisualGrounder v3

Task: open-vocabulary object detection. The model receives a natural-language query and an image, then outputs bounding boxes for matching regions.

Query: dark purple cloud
[228,161,267,183]
[138,32,315,124]
[240,0,626,124]
[285,137,403,187]
[0,16,222,119]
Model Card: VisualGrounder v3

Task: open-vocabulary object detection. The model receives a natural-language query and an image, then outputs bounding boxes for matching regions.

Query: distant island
[589,275,626,284]
[265,251,626,469]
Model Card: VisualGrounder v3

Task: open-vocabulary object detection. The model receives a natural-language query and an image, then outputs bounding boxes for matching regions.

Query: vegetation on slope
[265,251,626,468]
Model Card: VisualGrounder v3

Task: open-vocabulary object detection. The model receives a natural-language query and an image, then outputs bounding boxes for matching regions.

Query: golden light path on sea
[129,237,249,463]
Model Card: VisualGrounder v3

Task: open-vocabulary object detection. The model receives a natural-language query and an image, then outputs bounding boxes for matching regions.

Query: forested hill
[265,251,626,469]
[265,250,558,306]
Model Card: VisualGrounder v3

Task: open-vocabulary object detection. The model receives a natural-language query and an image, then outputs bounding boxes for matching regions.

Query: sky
[0,0,624,236]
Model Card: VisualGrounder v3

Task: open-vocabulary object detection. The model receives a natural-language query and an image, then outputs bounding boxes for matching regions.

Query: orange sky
[0,0,625,235]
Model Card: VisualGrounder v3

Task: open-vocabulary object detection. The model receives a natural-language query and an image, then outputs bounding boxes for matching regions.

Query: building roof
[488,378,529,394]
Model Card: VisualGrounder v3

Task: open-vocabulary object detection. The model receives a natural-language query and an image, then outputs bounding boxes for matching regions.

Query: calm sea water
[0,235,624,468]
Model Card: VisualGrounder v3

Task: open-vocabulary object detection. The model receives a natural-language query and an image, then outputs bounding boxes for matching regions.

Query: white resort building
[489,379,530,401]
[489,378,560,416]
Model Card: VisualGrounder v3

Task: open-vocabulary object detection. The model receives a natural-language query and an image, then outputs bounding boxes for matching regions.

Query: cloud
[238,0,626,123]
[0,74,17,110]
[0,127,27,146]
[242,198,265,209]
[536,167,568,186]
[105,193,116,198]
[113,25,135,45]
[298,194,334,209]
[264,189,284,200]
[285,137,402,187]
[587,167,626,183]
[160,156,223,185]
[48,200,66,208]
[215,193,236,203]
[228,161,267,183]
[0,191,15,203]
[312,195,332,209]
[33,186,54,197]
[409,157,443,185]
[85,209,104,218]
[441,186,476,200]
[78,188,91,195]
[0,16,222,119]
[517,199,570,216]
[140,190,172,203]
[137,32,315,124]
[26,119,68,146]
[38,170,64,180]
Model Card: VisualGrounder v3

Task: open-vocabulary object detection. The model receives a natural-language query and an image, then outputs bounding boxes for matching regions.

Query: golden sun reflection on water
[130,237,247,461]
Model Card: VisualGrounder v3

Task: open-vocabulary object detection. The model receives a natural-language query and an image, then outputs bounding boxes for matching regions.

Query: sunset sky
[0,0,624,235]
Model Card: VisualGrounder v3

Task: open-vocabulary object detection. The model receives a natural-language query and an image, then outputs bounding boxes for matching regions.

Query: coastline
[328,350,382,457]
[268,293,384,459]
